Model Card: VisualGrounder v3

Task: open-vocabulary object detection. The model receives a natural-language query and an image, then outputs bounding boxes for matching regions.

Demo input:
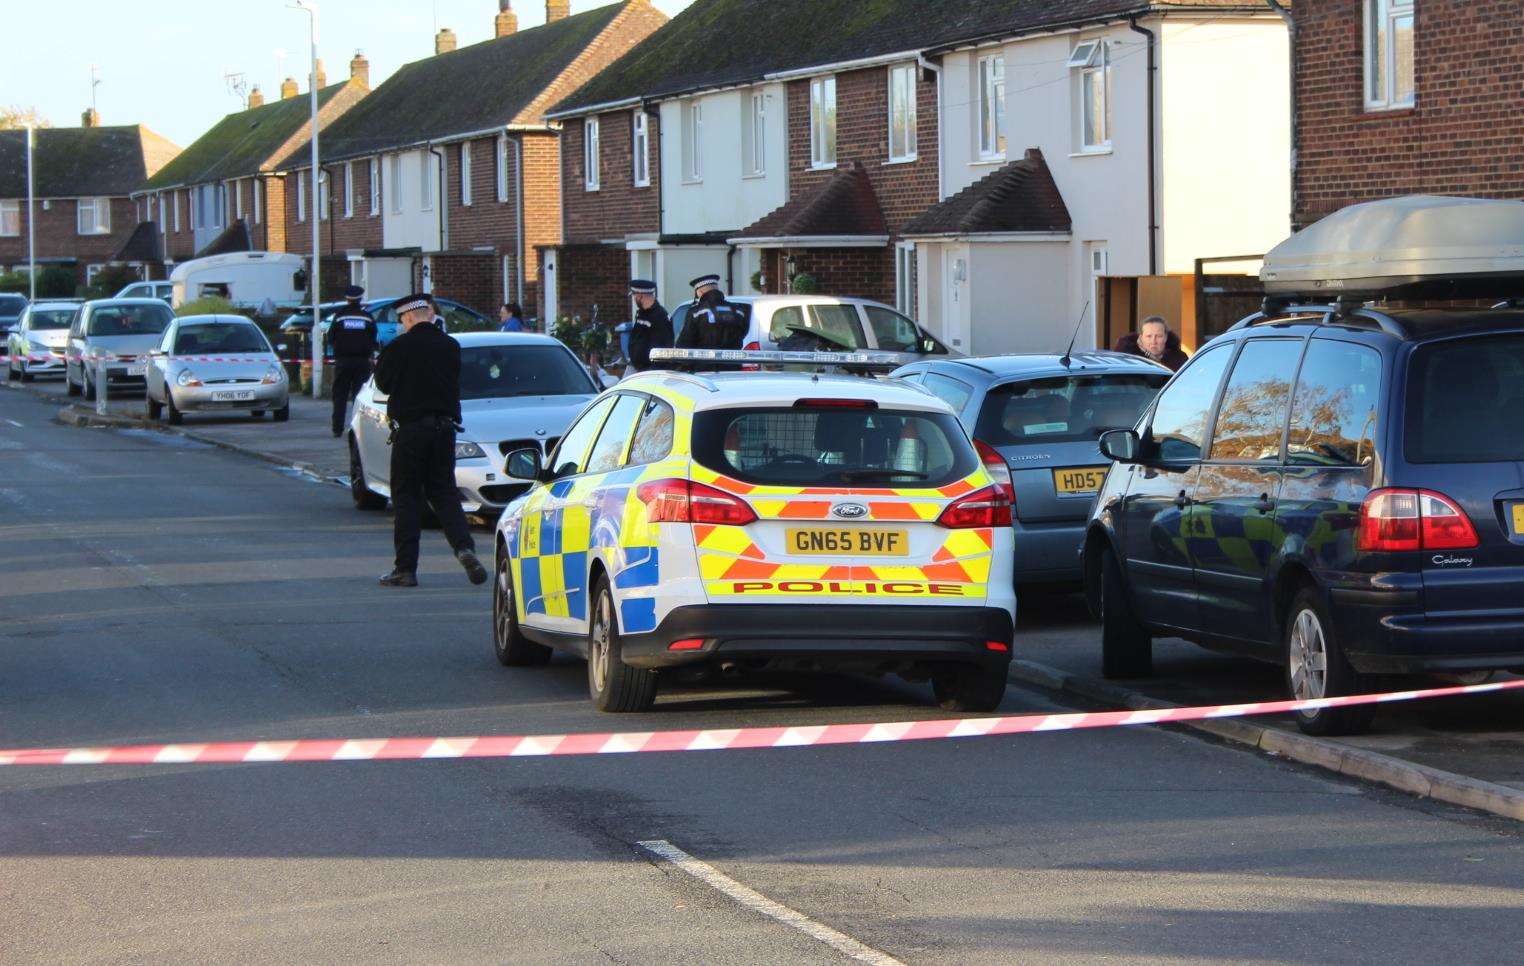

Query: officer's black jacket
[629,301,674,369]
[373,320,462,425]
[328,306,378,364]
[675,291,746,352]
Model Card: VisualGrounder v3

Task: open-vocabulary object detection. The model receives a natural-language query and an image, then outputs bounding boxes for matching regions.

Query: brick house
[277,0,667,320]
[131,60,369,273]
[0,115,179,288]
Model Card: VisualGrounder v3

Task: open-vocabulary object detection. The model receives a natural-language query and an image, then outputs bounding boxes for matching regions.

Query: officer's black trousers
[331,362,371,435]
[390,417,476,574]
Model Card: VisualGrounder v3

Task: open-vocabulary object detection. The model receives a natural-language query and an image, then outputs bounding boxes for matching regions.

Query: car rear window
[974,373,1167,446]
[1406,334,1524,463]
[87,303,172,337]
[693,406,975,487]
[175,324,270,355]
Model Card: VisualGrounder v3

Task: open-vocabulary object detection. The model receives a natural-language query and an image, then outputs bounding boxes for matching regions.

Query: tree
[0,106,51,130]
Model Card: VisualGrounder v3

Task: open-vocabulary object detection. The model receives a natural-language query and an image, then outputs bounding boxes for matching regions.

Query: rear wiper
[837,469,930,482]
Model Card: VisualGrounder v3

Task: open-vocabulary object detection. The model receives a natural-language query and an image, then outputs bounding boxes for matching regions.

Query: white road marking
[5,419,22,428]
[637,839,905,965]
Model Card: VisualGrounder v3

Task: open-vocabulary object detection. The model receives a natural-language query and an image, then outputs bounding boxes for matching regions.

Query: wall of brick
[0,196,139,283]
[555,243,630,324]
[762,246,896,305]
[562,111,661,245]
[521,132,562,307]
[1296,0,1524,226]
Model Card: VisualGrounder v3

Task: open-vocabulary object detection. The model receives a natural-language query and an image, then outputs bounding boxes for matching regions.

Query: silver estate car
[7,301,79,381]
[668,295,953,365]
[144,315,289,423]
[893,352,1170,589]
[65,298,175,400]
[348,332,598,516]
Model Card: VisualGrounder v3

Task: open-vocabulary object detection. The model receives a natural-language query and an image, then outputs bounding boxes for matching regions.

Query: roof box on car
[1261,195,1524,300]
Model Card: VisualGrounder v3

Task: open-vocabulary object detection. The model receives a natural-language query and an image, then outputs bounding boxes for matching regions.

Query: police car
[491,365,1017,713]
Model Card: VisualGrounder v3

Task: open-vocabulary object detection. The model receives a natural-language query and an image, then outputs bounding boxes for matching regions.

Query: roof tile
[733,162,887,240]
[902,148,1071,236]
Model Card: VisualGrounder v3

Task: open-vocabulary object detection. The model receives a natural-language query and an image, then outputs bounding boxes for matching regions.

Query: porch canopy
[901,149,1071,241]
[729,162,889,248]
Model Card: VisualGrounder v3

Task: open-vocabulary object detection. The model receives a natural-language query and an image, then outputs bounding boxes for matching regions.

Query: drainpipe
[1128,17,1158,277]
[1265,0,1297,230]
[429,143,448,251]
[507,134,525,309]
[917,52,943,199]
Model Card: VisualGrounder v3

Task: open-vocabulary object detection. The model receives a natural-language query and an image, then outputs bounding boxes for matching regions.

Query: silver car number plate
[212,389,256,402]
[127,364,147,377]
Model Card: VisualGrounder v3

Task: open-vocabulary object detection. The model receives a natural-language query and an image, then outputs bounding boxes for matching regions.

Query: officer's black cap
[689,274,721,290]
[344,285,365,300]
[629,279,657,295]
[395,293,432,316]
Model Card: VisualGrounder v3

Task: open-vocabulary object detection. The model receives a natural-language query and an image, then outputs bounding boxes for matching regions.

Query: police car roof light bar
[647,347,905,373]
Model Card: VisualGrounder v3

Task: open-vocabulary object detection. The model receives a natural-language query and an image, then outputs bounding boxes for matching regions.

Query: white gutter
[286,124,552,170]
[899,231,1071,244]
[763,48,924,82]
[728,235,891,249]
[545,94,644,122]
[917,52,944,200]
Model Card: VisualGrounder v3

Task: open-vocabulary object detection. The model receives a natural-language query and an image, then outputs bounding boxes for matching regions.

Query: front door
[543,248,559,326]
[942,246,970,353]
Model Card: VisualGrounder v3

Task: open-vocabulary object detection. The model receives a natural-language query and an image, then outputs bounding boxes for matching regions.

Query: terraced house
[277,0,667,317]
[130,57,370,273]
[0,115,179,288]
[548,0,1291,355]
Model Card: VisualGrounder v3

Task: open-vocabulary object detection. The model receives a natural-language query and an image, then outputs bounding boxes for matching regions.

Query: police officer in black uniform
[675,274,746,370]
[328,285,378,437]
[372,293,488,588]
[626,278,673,372]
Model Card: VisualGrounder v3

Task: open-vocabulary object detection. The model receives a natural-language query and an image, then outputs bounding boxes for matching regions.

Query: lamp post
[289,0,324,397]
[25,123,35,302]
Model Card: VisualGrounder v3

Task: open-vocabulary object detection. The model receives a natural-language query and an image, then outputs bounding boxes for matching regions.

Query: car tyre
[165,391,183,425]
[494,551,551,667]
[83,372,96,401]
[6,358,17,381]
[1285,586,1374,736]
[19,368,33,382]
[145,393,162,421]
[932,665,1007,713]
[586,574,656,713]
[66,371,81,396]
[1099,547,1152,678]
[272,404,290,423]
[348,437,388,511]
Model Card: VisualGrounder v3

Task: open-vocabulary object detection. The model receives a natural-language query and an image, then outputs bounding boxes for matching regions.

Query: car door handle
[1255,494,1276,514]
[1175,491,1192,509]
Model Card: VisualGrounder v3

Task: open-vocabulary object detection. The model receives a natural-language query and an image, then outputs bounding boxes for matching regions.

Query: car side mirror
[505,447,543,482]
[149,349,166,358]
[1099,429,1142,464]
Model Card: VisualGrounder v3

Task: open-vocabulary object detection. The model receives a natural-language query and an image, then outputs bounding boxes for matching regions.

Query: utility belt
[387,412,461,444]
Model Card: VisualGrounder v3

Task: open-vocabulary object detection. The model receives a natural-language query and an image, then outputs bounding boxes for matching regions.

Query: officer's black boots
[456,549,488,585]
[379,569,418,587]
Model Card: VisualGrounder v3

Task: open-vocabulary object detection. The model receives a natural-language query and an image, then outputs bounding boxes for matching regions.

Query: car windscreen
[87,303,172,337]
[693,406,976,487]
[1406,334,1524,463]
[175,323,270,355]
[458,344,596,399]
[975,373,1167,446]
[27,308,74,330]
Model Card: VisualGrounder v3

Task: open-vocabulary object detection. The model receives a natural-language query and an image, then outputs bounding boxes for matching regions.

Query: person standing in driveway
[625,278,673,373]
[372,293,488,589]
[1114,315,1189,372]
[498,302,525,332]
[328,286,379,437]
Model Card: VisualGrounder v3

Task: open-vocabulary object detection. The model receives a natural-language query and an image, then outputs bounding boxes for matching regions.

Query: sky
[1,0,696,146]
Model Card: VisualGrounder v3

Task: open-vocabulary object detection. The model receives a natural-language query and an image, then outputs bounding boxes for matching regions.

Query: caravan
[169,252,307,311]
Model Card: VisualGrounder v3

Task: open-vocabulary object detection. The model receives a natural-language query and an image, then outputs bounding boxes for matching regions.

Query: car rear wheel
[348,438,387,511]
[1100,547,1152,678]
[272,404,290,423]
[586,574,656,713]
[931,665,1007,713]
[83,371,96,401]
[1285,586,1373,736]
[494,552,551,667]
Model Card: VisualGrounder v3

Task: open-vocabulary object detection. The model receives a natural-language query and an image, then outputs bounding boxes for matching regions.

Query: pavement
[5,385,1524,963]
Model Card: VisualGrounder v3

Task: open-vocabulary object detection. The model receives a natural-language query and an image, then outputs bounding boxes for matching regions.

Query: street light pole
[290,0,323,397]
[25,123,35,302]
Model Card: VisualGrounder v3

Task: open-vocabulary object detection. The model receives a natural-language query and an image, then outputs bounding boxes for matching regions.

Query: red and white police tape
[4,678,1522,766]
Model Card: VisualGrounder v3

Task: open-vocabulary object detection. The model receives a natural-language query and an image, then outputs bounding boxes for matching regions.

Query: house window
[742,91,766,177]
[682,100,703,182]
[296,174,306,222]
[888,64,918,162]
[419,151,433,211]
[1069,40,1114,151]
[496,135,509,202]
[584,117,601,191]
[77,197,111,235]
[0,200,19,236]
[219,182,230,224]
[369,158,380,215]
[390,155,404,214]
[253,179,262,224]
[633,110,651,187]
[810,75,837,168]
[157,194,166,232]
[460,142,473,206]
[1366,0,1415,110]
[978,55,1006,160]
[344,162,355,217]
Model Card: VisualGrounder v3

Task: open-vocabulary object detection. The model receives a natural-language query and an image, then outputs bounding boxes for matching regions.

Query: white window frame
[217,183,228,227]
[584,117,601,191]
[76,197,111,236]
[157,194,166,232]
[0,200,19,237]
[977,55,1006,161]
[810,75,837,169]
[296,174,306,222]
[235,179,244,221]
[632,110,651,187]
[390,154,404,214]
[253,179,262,225]
[888,64,918,163]
[1364,0,1416,111]
[895,241,917,316]
[742,91,766,177]
[419,151,434,211]
[1072,40,1114,153]
[344,161,355,218]
[318,169,329,221]
[85,264,104,285]
[682,100,703,183]
[367,158,379,216]
[496,135,509,203]
[173,191,181,232]
[460,142,473,206]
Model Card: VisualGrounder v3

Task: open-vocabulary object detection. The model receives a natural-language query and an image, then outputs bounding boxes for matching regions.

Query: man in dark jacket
[1114,315,1189,371]
[674,274,746,371]
[626,278,673,372]
[371,293,487,588]
[328,285,378,437]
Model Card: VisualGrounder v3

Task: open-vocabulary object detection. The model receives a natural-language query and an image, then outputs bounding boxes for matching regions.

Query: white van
[169,252,307,310]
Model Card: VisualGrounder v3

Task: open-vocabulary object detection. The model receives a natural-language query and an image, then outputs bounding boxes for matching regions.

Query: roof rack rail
[1233,300,1407,338]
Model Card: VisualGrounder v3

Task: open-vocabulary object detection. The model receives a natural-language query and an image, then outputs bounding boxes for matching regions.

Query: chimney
[435,27,458,55]
[248,85,265,109]
[349,50,370,88]
[312,58,327,89]
[495,0,519,37]
[545,0,569,23]
[81,107,101,128]
[280,76,299,100]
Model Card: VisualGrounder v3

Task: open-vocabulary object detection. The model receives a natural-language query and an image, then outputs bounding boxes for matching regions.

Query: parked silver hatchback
[64,298,174,400]
[144,315,289,424]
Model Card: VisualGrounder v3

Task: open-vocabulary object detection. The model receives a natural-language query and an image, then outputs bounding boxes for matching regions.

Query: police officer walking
[328,285,378,437]
[675,273,746,370]
[625,278,673,373]
[371,293,488,588]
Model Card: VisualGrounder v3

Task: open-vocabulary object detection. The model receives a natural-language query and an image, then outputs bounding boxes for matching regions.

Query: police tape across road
[3,678,1522,766]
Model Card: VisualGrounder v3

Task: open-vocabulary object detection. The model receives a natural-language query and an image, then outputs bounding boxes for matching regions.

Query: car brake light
[1357,488,1478,552]
[985,640,1010,653]
[937,485,1012,529]
[741,341,760,372]
[637,478,757,526]
[974,438,1015,506]
[794,397,878,409]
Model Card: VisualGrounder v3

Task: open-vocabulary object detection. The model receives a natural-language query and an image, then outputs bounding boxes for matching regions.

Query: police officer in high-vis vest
[328,285,378,437]
[675,274,746,369]
[626,278,673,373]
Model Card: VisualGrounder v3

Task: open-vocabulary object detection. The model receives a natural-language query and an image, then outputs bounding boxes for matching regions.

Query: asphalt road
[3,386,1524,965]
